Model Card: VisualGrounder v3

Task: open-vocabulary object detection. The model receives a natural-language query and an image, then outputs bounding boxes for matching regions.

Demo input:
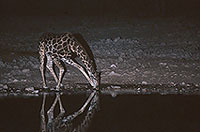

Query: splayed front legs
[40,55,98,90]
[62,58,97,88]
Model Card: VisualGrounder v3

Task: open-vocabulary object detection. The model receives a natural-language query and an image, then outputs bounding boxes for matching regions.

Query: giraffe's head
[90,71,101,90]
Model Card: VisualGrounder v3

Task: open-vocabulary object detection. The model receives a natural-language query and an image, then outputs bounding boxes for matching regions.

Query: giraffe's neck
[70,37,97,76]
[79,50,97,76]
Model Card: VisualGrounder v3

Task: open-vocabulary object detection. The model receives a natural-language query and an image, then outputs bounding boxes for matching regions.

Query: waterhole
[0,90,200,132]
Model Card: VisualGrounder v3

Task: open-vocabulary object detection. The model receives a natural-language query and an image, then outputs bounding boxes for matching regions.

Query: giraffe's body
[39,32,99,90]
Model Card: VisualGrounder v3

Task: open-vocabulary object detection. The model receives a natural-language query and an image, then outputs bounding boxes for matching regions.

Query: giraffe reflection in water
[40,90,99,132]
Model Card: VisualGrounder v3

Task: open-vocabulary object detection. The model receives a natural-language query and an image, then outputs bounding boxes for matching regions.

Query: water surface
[0,92,200,132]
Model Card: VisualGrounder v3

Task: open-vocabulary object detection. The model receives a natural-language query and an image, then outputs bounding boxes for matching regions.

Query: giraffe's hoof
[55,87,60,91]
[93,87,99,91]
[93,85,100,91]
[56,84,64,89]
[43,86,48,89]
[55,85,62,91]
[93,87,97,91]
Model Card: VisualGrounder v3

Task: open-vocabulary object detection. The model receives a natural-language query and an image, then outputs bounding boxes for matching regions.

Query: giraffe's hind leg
[39,50,47,89]
[53,58,65,90]
[46,55,59,83]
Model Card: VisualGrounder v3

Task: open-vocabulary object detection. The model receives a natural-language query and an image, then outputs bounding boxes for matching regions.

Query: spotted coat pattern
[39,32,99,90]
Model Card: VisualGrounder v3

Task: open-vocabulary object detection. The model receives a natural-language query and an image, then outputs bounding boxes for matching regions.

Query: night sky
[0,0,200,16]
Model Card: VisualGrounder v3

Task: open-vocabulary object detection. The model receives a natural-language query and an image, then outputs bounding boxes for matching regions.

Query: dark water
[0,92,200,132]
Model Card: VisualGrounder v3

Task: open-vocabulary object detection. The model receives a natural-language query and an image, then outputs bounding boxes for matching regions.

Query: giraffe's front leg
[62,58,95,88]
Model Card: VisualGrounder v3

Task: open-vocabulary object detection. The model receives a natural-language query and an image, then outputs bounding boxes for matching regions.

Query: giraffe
[38,32,100,90]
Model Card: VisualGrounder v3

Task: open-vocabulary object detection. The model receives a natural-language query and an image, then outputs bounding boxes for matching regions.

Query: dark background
[0,0,200,16]
[0,0,200,89]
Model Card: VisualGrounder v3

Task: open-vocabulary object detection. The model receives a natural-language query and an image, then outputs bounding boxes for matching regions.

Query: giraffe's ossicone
[38,32,100,90]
